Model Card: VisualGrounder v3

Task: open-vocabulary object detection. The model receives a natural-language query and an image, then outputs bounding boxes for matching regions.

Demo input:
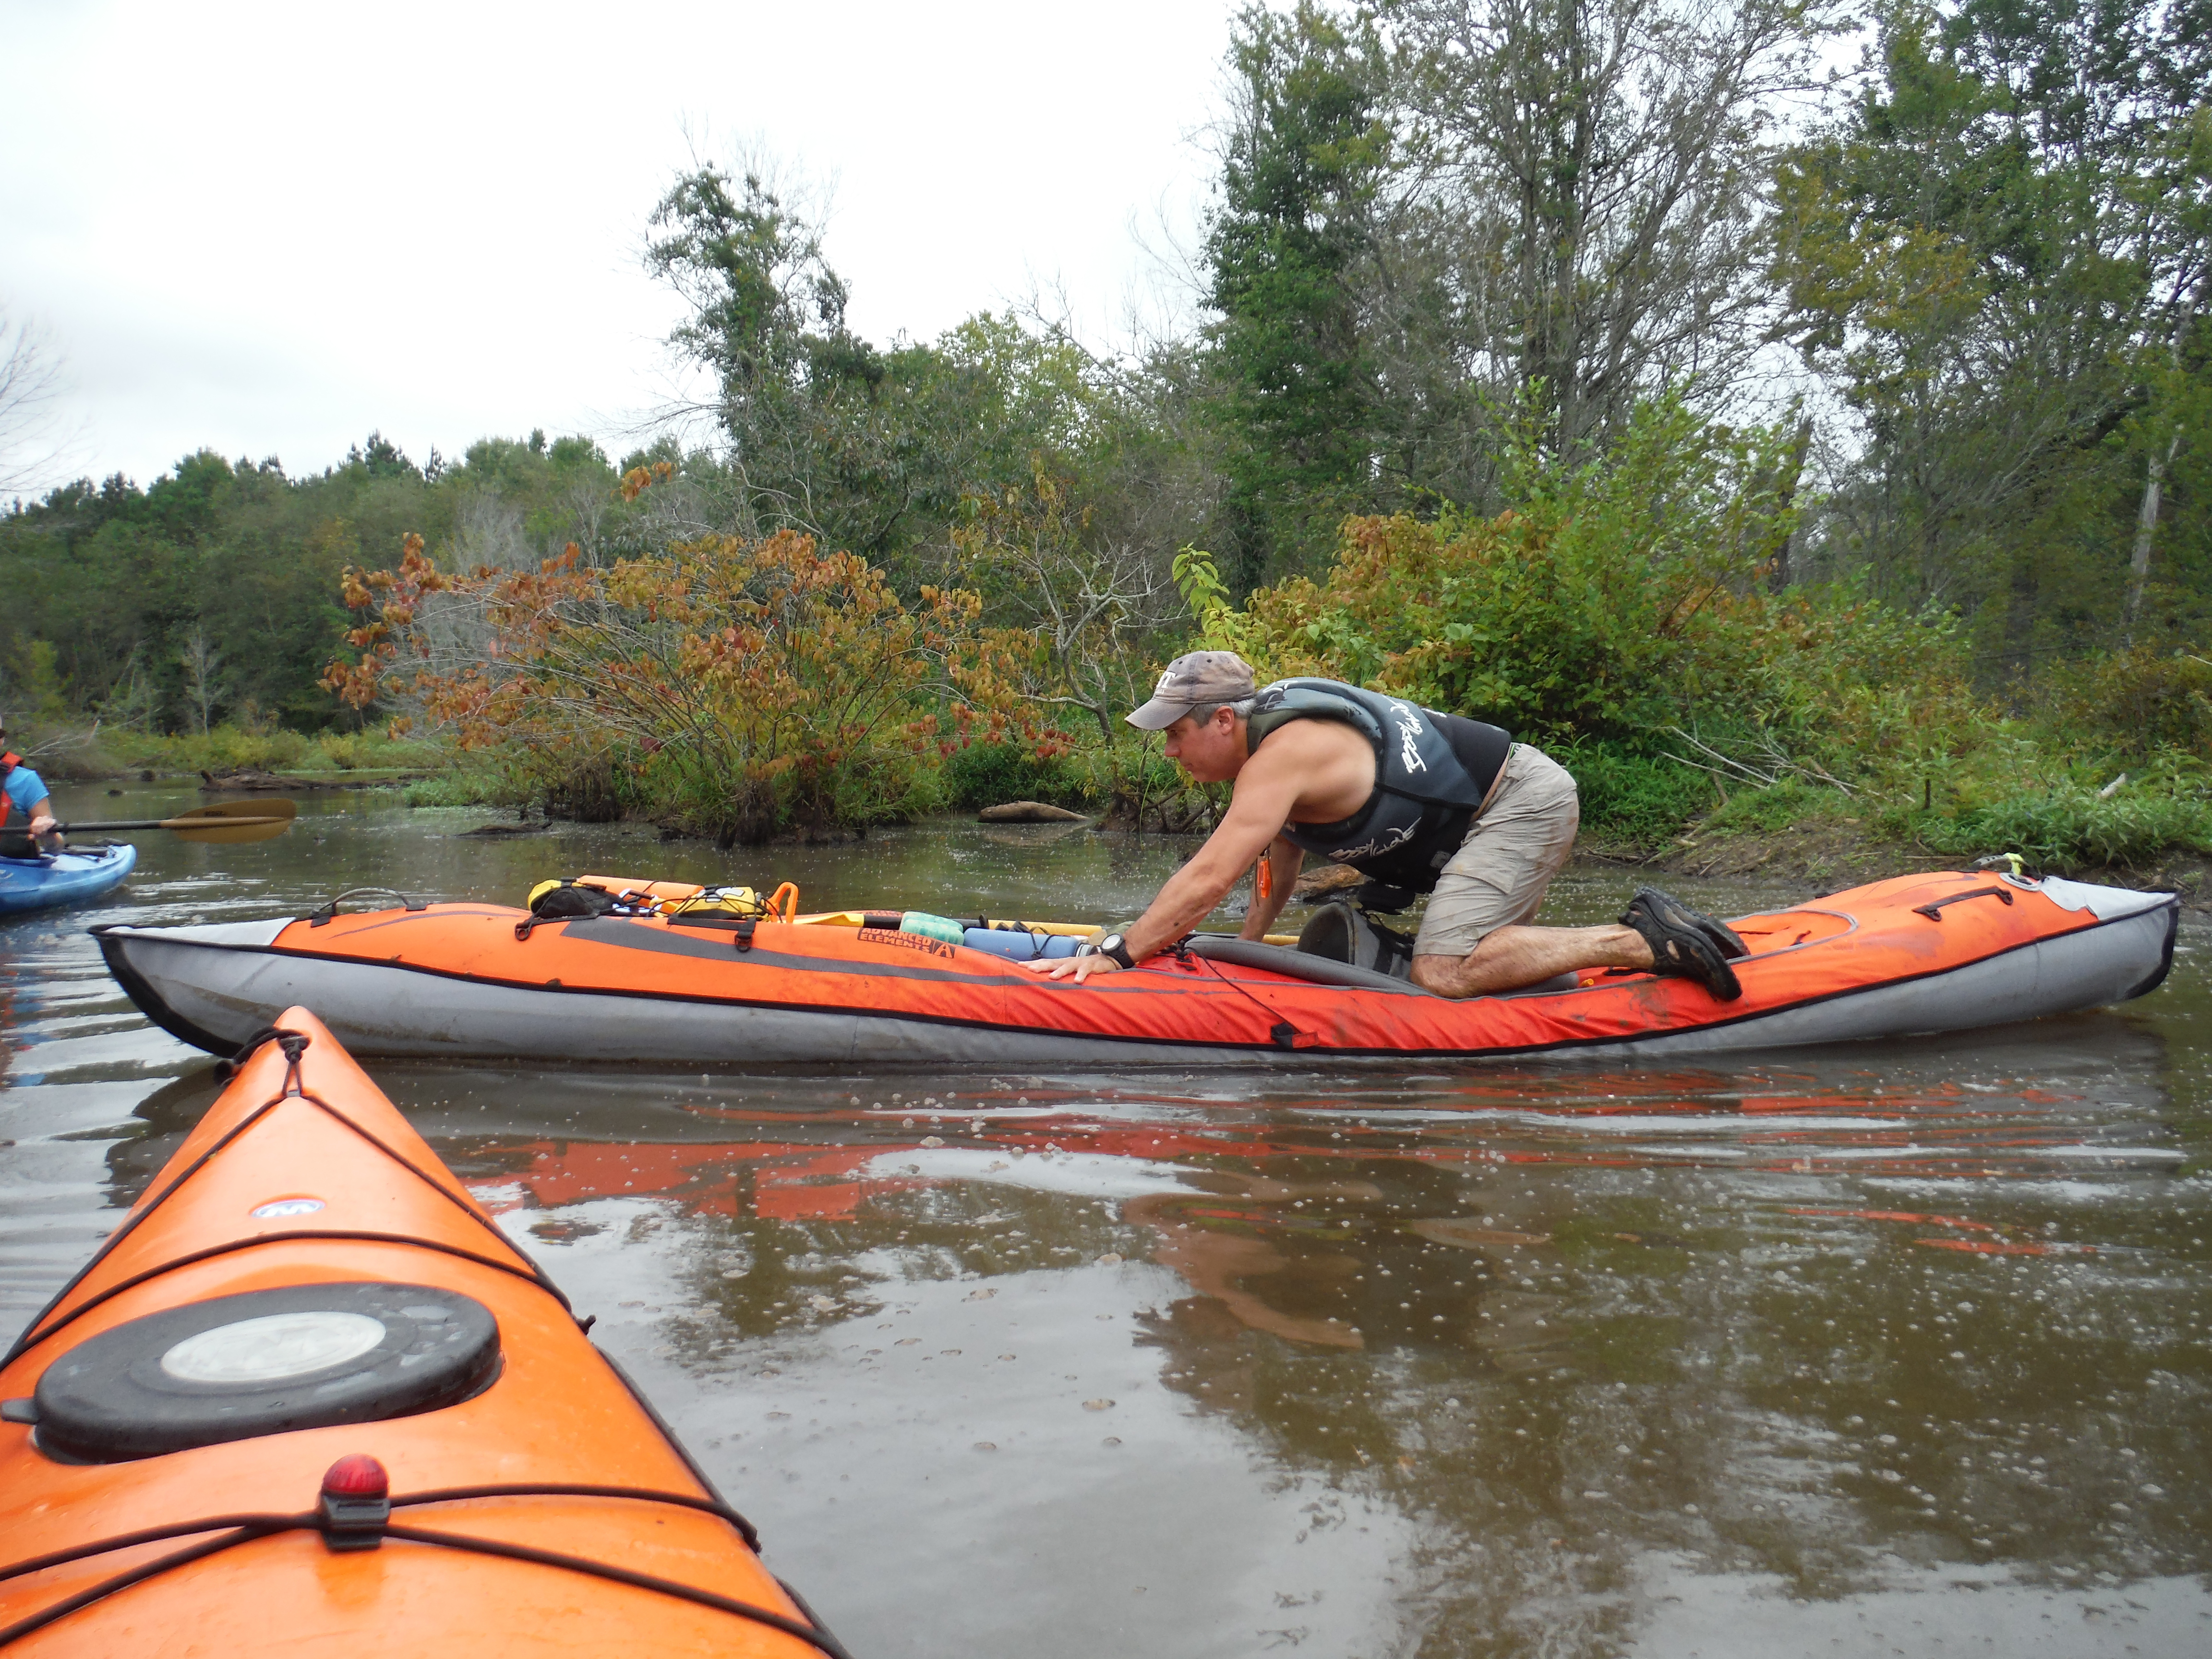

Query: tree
[1203,2,1394,592]
[647,166,1128,588]
[1195,0,1847,587]
[1772,0,2212,657]
[345,431,421,481]
[2120,13,2212,637]
[646,163,949,568]
[950,460,1183,743]
[1382,0,1848,454]
[178,625,221,734]
[0,429,648,733]
[0,306,67,499]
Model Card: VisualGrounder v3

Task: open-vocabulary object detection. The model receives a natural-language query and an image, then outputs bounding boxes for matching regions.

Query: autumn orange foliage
[618,460,678,504]
[325,528,1042,842]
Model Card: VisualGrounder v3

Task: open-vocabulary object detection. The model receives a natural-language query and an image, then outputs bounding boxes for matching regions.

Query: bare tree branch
[0,306,70,497]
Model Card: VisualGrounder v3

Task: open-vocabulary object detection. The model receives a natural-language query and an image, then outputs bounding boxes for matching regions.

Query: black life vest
[1247,680,1512,892]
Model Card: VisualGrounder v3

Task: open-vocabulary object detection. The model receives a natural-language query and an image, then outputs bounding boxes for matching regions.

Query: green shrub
[1559,743,1716,846]
[101,724,443,776]
[401,752,538,809]
[941,741,1083,809]
[101,724,312,774]
[207,726,309,770]
[315,731,367,770]
[402,771,504,807]
[829,749,943,827]
[2035,649,2212,759]
[1890,779,2212,871]
[317,730,440,771]
[1239,395,1803,739]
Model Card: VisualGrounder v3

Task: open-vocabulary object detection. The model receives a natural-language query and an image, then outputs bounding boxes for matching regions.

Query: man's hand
[1018,951,1125,985]
[28,812,57,840]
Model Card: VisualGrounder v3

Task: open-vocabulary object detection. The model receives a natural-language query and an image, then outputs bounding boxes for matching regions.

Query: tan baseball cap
[1126,651,1258,730]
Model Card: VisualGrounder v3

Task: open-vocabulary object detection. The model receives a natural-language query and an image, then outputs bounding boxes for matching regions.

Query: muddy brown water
[4,782,2209,1658]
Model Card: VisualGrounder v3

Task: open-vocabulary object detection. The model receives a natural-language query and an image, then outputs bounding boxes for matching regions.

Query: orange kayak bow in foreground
[0,1009,845,1656]
[93,870,2177,1065]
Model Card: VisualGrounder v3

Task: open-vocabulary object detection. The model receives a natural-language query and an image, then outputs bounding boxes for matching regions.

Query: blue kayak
[0,843,137,915]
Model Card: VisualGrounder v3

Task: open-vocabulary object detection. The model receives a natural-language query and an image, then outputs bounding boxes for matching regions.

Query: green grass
[1557,742,1717,847]
[1701,778,1854,836]
[1555,733,2211,874]
[101,724,442,776]
[402,771,508,807]
[1887,781,2212,872]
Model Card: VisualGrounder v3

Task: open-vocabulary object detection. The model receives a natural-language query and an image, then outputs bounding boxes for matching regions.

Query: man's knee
[1411,941,1500,997]
[1409,952,1458,993]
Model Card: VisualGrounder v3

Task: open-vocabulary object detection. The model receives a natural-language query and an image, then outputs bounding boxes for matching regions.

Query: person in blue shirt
[0,720,61,855]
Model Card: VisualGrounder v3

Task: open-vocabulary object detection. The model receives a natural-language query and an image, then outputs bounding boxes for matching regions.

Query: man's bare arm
[1022,744,1312,981]
[1117,762,1303,959]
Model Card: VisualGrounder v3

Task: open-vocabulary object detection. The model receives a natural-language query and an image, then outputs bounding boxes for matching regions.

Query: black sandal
[1633,885,1747,958]
[1621,887,1744,1001]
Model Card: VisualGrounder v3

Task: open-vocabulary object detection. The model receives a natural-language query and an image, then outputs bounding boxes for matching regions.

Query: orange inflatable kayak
[0,1009,846,1656]
[94,870,2176,1065]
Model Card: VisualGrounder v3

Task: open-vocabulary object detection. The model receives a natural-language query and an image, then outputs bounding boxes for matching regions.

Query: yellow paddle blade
[163,799,298,844]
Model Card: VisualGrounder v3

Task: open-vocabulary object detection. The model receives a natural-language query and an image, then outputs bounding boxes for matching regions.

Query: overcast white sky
[0,0,1240,495]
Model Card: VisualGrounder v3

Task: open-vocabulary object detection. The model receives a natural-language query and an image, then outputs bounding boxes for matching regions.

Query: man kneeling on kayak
[1021,652,1745,1000]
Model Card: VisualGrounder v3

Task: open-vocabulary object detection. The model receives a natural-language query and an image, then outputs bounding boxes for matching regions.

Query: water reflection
[71,1047,2210,1654]
[4,782,2210,1655]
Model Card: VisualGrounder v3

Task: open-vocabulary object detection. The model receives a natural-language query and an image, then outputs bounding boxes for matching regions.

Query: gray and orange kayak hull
[92,872,2177,1065]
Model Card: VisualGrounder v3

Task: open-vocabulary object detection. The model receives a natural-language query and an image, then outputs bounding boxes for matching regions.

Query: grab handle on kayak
[765,881,799,922]
[306,888,431,926]
[1911,886,2015,921]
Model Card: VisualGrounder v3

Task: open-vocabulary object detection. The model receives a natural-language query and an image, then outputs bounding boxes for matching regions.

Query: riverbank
[9,719,438,787]
[1583,823,2212,909]
[423,795,2212,913]
[24,716,2209,907]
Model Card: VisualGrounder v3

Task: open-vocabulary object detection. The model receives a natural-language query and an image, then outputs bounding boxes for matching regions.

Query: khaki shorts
[1411,744,1580,958]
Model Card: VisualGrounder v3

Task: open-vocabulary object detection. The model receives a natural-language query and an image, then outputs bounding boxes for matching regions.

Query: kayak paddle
[56,799,300,844]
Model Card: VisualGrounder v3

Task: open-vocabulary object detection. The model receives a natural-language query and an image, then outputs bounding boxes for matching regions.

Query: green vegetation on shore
[6,1,2208,877]
[9,715,440,784]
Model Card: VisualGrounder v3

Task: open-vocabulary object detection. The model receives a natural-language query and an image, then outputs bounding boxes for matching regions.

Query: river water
[4,782,2209,1658]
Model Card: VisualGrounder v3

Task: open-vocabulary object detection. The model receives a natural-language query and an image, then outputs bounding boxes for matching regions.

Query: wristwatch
[1095,932,1136,969]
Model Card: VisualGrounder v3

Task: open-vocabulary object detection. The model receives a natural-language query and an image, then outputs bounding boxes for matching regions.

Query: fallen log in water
[978,800,1090,823]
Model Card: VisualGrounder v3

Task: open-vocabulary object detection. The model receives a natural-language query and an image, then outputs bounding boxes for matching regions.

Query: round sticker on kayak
[161,1309,386,1383]
[251,1197,325,1219]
